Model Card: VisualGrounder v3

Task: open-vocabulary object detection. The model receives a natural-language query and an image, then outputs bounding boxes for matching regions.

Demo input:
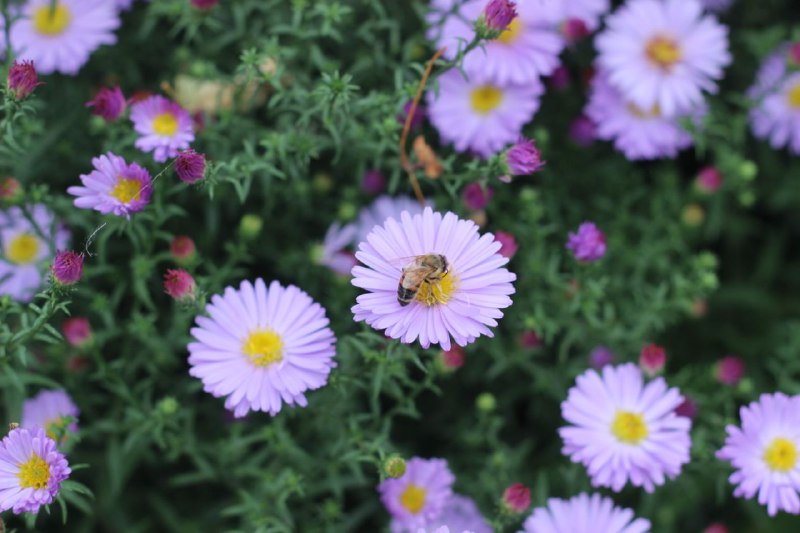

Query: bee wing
[386,255,423,269]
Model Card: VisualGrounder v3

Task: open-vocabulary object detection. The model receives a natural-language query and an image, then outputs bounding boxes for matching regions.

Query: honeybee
[397,254,448,306]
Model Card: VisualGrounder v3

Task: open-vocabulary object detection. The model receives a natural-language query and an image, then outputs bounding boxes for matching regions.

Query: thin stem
[399,47,445,207]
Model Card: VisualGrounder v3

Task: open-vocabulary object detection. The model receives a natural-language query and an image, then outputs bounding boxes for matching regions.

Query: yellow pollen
[645,35,682,69]
[627,102,661,119]
[399,484,426,514]
[764,437,798,472]
[415,272,458,306]
[495,18,522,45]
[6,233,40,265]
[152,113,179,136]
[18,454,50,490]
[611,411,649,445]
[787,83,800,109]
[242,329,284,367]
[470,86,503,115]
[110,178,142,204]
[33,3,71,36]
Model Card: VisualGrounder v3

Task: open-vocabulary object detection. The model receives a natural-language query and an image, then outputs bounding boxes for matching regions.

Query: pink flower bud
[788,42,800,67]
[170,235,197,264]
[398,101,426,130]
[440,345,465,370]
[164,269,196,302]
[675,396,698,420]
[566,222,606,262]
[494,230,518,259]
[639,343,666,376]
[462,182,493,210]
[191,0,218,9]
[62,317,92,348]
[51,251,84,286]
[560,18,590,42]
[86,86,127,121]
[7,61,42,100]
[569,115,596,147]
[716,355,745,386]
[361,169,386,195]
[505,137,544,176]
[0,177,22,203]
[703,524,729,533]
[519,330,541,349]
[502,483,531,513]
[589,346,615,369]
[484,0,517,32]
[175,149,206,183]
[548,65,570,91]
[696,166,723,193]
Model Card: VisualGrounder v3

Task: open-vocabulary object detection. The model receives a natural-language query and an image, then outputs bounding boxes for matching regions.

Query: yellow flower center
[18,454,50,490]
[786,82,800,109]
[415,272,458,306]
[611,411,649,445]
[6,233,40,265]
[627,102,661,119]
[645,35,682,69]
[33,3,71,36]
[110,178,143,204]
[470,86,503,115]
[152,112,179,136]
[495,18,522,45]
[399,484,426,514]
[763,437,798,472]
[242,329,284,367]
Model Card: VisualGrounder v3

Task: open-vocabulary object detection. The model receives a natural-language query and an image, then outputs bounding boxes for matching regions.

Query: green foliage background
[1,0,800,531]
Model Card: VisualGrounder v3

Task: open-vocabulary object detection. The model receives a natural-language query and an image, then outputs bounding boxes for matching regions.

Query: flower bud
[7,60,41,100]
[560,18,589,42]
[696,166,723,193]
[502,483,531,513]
[675,396,698,420]
[494,230,518,259]
[682,203,705,227]
[715,355,745,386]
[548,65,570,91]
[589,346,615,369]
[85,86,127,121]
[0,177,23,204]
[382,455,406,479]
[398,100,425,130]
[239,214,263,239]
[51,250,84,286]
[519,330,541,349]
[566,222,606,262]
[361,169,386,195]
[62,317,92,348]
[504,137,544,177]
[569,115,596,147]
[476,392,496,412]
[170,235,197,265]
[175,149,206,183]
[164,269,196,303]
[703,523,729,533]
[462,182,493,210]
[439,345,465,370]
[483,0,517,33]
[789,42,800,67]
[157,396,179,415]
[639,343,666,377]
[191,0,218,9]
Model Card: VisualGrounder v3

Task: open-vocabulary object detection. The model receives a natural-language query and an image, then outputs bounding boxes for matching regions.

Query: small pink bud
[361,169,386,195]
[548,65,570,91]
[191,0,218,9]
[502,483,531,513]
[51,250,84,286]
[505,137,544,177]
[639,343,666,377]
[440,345,465,370]
[788,42,800,67]
[703,524,729,533]
[716,355,745,386]
[675,396,698,420]
[569,115,596,147]
[62,317,92,348]
[519,330,541,349]
[7,61,42,100]
[589,346,615,369]
[0,177,22,203]
[398,101,425,130]
[462,182,494,210]
[66,355,89,373]
[566,222,606,262]
[170,235,197,264]
[494,230,518,259]
[175,149,206,183]
[86,86,127,121]
[560,18,590,42]
[164,269,196,302]
[484,0,517,32]
[696,166,723,193]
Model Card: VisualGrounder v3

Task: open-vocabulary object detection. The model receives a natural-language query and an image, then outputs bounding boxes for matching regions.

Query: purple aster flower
[10,0,120,76]
[378,457,455,532]
[68,152,153,219]
[86,86,127,121]
[559,363,692,492]
[50,250,83,286]
[748,44,800,154]
[717,393,800,516]
[700,0,734,12]
[21,389,80,445]
[428,0,564,84]
[0,427,71,514]
[175,149,207,183]
[188,279,337,418]
[521,492,651,533]
[426,494,491,533]
[566,222,606,262]
[505,137,545,176]
[351,207,516,350]
[130,95,195,162]
[7,60,42,100]
[355,195,429,245]
[317,222,357,276]
[427,68,543,158]
[595,0,730,117]
[586,71,704,160]
[0,204,69,302]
